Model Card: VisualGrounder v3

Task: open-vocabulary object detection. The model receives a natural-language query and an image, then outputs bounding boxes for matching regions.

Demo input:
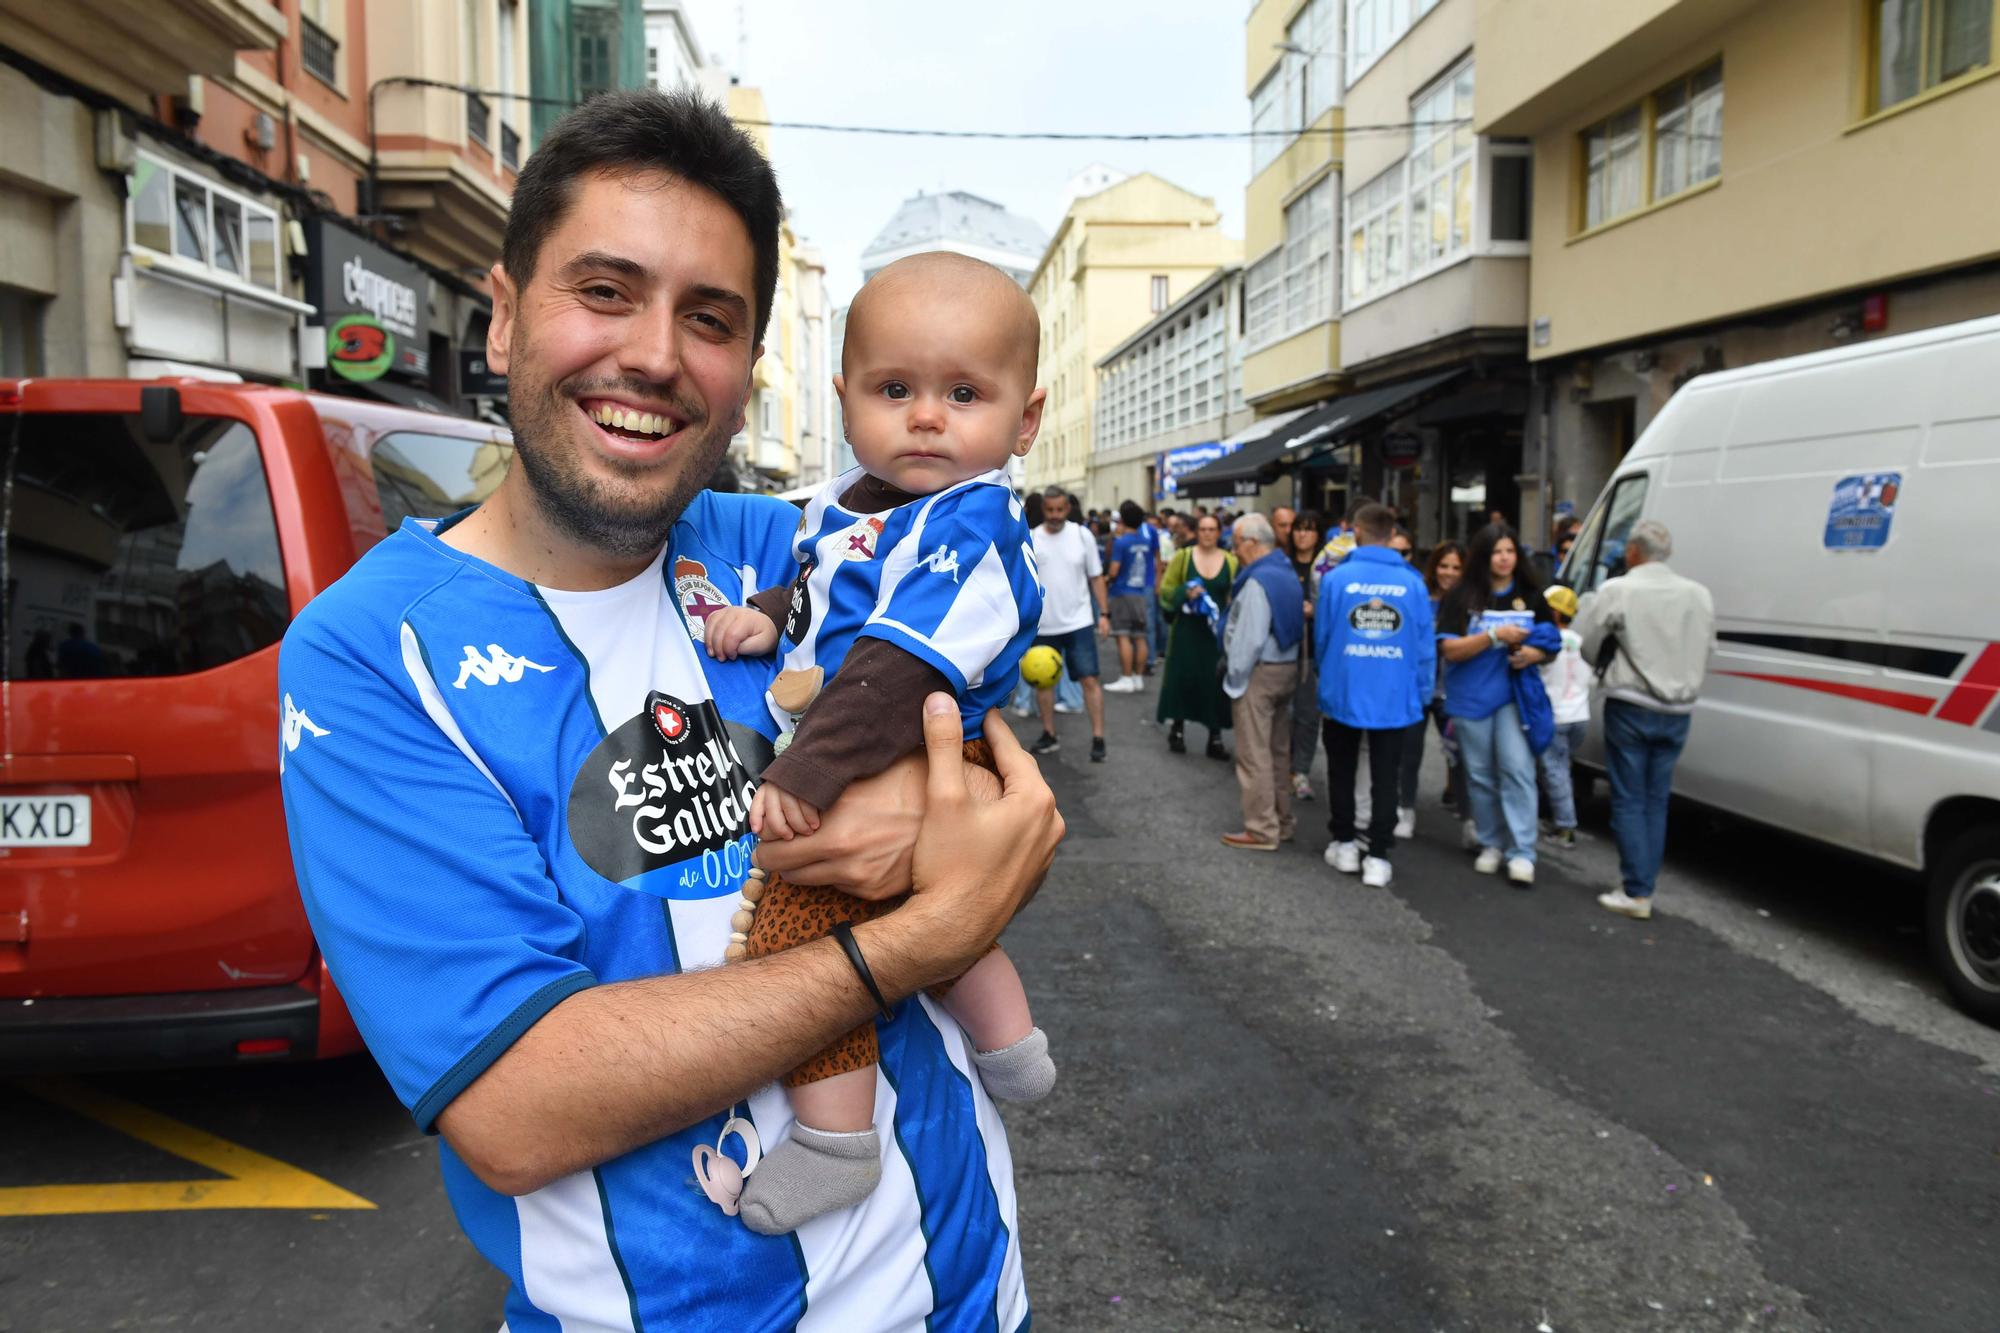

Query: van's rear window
[0,411,289,679]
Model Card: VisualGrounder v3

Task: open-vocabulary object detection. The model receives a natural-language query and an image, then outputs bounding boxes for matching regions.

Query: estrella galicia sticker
[1348,598,1403,637]
[568,690,775,896]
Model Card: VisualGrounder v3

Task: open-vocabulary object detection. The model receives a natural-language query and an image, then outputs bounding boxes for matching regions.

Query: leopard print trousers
[745,739,997,1087]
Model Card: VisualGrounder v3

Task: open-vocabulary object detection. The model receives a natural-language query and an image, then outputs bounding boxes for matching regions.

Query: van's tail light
[235,1037,292,1057]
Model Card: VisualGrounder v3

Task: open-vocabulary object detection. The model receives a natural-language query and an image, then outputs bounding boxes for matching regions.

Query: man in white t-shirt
[1029,488,1110,762]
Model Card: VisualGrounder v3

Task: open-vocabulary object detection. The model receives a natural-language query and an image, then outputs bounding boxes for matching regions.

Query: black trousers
[1323,720,1406,859]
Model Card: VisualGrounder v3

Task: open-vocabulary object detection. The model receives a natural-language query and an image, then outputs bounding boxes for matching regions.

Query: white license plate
[0,795,92,847]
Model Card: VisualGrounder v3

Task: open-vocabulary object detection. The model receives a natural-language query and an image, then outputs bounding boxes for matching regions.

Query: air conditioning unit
[247,112,277,152]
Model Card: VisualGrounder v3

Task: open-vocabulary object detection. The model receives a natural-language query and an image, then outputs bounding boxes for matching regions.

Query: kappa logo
[279,693,329,774]
[674,556,730,642]
[453,643,556,689]
[916,542,961,583]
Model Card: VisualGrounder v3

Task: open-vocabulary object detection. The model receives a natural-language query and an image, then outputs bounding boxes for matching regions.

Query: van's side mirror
[140,386,182,443]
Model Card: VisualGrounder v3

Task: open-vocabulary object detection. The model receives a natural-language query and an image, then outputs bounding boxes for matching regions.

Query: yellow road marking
[0,1076,376,1216]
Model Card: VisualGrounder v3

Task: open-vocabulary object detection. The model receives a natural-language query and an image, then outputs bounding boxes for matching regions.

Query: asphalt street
[2,685,1996,1331]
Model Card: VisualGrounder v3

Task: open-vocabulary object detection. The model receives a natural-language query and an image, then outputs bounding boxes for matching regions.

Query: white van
[1559,314,2000,1025]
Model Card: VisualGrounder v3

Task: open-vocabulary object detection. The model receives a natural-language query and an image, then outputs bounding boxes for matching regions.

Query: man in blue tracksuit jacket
[1314,502,1436,887]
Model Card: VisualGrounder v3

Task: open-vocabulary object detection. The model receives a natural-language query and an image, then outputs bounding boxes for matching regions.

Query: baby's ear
[1014,386,1048,457]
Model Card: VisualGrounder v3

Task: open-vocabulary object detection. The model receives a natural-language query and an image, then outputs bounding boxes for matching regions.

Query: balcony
[0,0,284,109]
[1474,0,1762,135]
[466,93,490,147]
[301,15,337,85]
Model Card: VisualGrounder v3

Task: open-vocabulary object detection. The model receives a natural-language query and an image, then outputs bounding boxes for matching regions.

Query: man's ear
[729,343,764,436]
[1013,386,1048,458]
[486,264,517,375]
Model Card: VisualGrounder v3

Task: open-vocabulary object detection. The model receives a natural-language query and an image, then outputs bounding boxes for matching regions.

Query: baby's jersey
[773,466,1042,739]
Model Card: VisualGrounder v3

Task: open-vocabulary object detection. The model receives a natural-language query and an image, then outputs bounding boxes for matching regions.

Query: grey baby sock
[971,1027,1057,1102]
[739,1124,881,1235]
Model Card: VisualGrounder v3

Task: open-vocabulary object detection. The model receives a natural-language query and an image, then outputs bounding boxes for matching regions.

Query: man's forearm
[439,912,947,1196]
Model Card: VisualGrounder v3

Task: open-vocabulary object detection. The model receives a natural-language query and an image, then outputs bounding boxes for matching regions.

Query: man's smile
[576,396,698,460]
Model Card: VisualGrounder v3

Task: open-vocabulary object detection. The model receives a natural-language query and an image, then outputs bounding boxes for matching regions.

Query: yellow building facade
[1241,0,1344,412]
[1024,174,1239,501]
[1477,0,2000,511]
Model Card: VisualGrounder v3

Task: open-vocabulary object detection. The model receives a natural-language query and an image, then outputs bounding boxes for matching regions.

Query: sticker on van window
[1824,473,1900,551]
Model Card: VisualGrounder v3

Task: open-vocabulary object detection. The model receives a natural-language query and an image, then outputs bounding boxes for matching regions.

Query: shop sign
[459,348,509,396]
[304,219,430,379]
[1157,440,1240,500]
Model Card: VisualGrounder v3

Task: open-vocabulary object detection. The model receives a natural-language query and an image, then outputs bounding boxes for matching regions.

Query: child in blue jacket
[1313,503,1435,887]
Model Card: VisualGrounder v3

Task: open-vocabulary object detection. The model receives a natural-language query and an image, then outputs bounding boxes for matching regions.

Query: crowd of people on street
[1030,487,1714,914]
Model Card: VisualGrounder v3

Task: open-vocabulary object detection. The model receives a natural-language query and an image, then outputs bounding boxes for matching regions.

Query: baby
[703,253,1056,1235]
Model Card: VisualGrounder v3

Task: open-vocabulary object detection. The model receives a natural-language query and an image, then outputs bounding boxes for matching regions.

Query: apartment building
[1091,266,1257,507]
[1478,0,2000,515]
[1333,0,1535,541]
[1026,171,1241,501]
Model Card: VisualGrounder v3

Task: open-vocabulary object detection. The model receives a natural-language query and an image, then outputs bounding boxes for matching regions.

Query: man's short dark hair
[503,89,783,346]
[1118,500,1145,529]
[1352,502,1396,545]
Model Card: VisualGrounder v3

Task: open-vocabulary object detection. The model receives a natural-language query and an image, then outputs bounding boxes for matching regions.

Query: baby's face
[837,288,1040,495]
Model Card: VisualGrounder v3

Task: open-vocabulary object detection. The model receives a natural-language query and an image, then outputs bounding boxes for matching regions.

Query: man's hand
[1509,646,1549,670]
[750,781,821,839]
[752,744,1003,898]
[705,606,778,661]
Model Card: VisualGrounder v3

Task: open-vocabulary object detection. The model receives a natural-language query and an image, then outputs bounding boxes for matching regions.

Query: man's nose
[620,306,683,385]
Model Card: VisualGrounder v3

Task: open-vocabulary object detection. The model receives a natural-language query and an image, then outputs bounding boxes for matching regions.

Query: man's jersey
[278,493,1027,1333]
[776,467,1041,737]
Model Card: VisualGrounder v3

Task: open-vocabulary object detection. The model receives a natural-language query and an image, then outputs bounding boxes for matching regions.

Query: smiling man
[278,91,1059,1331]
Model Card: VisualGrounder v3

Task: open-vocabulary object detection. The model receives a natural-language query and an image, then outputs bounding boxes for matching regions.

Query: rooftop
[860,190,1051,271]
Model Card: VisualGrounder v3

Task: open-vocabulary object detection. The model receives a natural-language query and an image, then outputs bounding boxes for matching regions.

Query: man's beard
[509,372,735,560]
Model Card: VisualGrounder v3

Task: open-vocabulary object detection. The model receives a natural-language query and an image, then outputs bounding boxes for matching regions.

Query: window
[1580,60,1723,231]
[1249,0,1337,177]
[1564,472,1651,594]
[1407,62,1477,272]
[1872,0,1991,110]
[1151,275,1170,313]
[372,431,512,530]
[2,413,290,678]
[300,4,340,86]
[1348,0,1434,84]
[1345,163,1403,305]
[130,154,283,293]
[0,286,46,377]
[1248,175,1336,349]
[1250,71,1283,175]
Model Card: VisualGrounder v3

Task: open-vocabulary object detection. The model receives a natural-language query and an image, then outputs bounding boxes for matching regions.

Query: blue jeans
[1454,703,1540,862]
[1602,699,1691,898]
[1148,596,1168,663]
[1537,720,1590,830]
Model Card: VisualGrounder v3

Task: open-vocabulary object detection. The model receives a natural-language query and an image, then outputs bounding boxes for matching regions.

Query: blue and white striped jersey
[278,492,1028,1333]
[775,467,1042,739]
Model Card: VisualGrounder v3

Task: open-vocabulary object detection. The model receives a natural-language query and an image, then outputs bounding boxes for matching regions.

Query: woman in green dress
[1156,513,1238,759]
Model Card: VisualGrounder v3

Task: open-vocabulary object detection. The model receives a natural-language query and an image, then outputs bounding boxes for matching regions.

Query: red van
[0,378,513,1070]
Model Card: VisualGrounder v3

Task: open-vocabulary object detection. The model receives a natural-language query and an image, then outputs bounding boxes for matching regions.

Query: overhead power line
[736,118,1471,141]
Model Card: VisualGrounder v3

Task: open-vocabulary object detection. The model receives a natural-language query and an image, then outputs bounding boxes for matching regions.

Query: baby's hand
[751,781,822,841]
[705,606,780,661]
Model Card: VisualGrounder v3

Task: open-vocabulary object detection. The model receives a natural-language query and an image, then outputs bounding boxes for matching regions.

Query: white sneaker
[1598,889,1653,919]
[1054,702,1078,714]
[1394,807,1416,840]
[1012,701,1033,719]
[1460,819,1480,850]
[1324,840,1361,874]
[1473,848,1503,875]
[1100,678,1126,694]
[1361,856,1393,888]
[1506,857,1535,885]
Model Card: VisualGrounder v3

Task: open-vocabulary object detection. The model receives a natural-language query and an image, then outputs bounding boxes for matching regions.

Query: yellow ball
[1019,644,1063,689]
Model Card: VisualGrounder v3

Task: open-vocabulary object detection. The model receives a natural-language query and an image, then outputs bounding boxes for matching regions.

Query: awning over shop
[1175,368,1466,499]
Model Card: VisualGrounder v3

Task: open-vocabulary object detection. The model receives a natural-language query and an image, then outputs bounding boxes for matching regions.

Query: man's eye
[584,285,623,301]
[949,386,978,404]
[882,383,910,400]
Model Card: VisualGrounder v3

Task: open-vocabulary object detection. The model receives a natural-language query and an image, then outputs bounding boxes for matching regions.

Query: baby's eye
[881,382,910,400]
[949,386,978,404]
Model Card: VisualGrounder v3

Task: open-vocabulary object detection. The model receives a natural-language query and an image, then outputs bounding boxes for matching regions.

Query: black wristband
[830,921,894,1022]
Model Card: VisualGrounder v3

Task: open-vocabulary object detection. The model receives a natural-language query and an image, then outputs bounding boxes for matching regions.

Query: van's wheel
[1928,826,2000,1027]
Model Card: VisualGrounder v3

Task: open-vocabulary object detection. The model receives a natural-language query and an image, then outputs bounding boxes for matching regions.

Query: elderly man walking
[1219,513,1306,851]
[1573,519,1714,919]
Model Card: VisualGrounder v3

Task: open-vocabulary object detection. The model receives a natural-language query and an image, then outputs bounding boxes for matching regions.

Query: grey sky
[682,0,1251,303]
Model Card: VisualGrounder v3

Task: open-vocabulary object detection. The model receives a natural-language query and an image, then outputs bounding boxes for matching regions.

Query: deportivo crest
[568,690,775,893]
[674,556,730,642]
[839,516,887,561]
